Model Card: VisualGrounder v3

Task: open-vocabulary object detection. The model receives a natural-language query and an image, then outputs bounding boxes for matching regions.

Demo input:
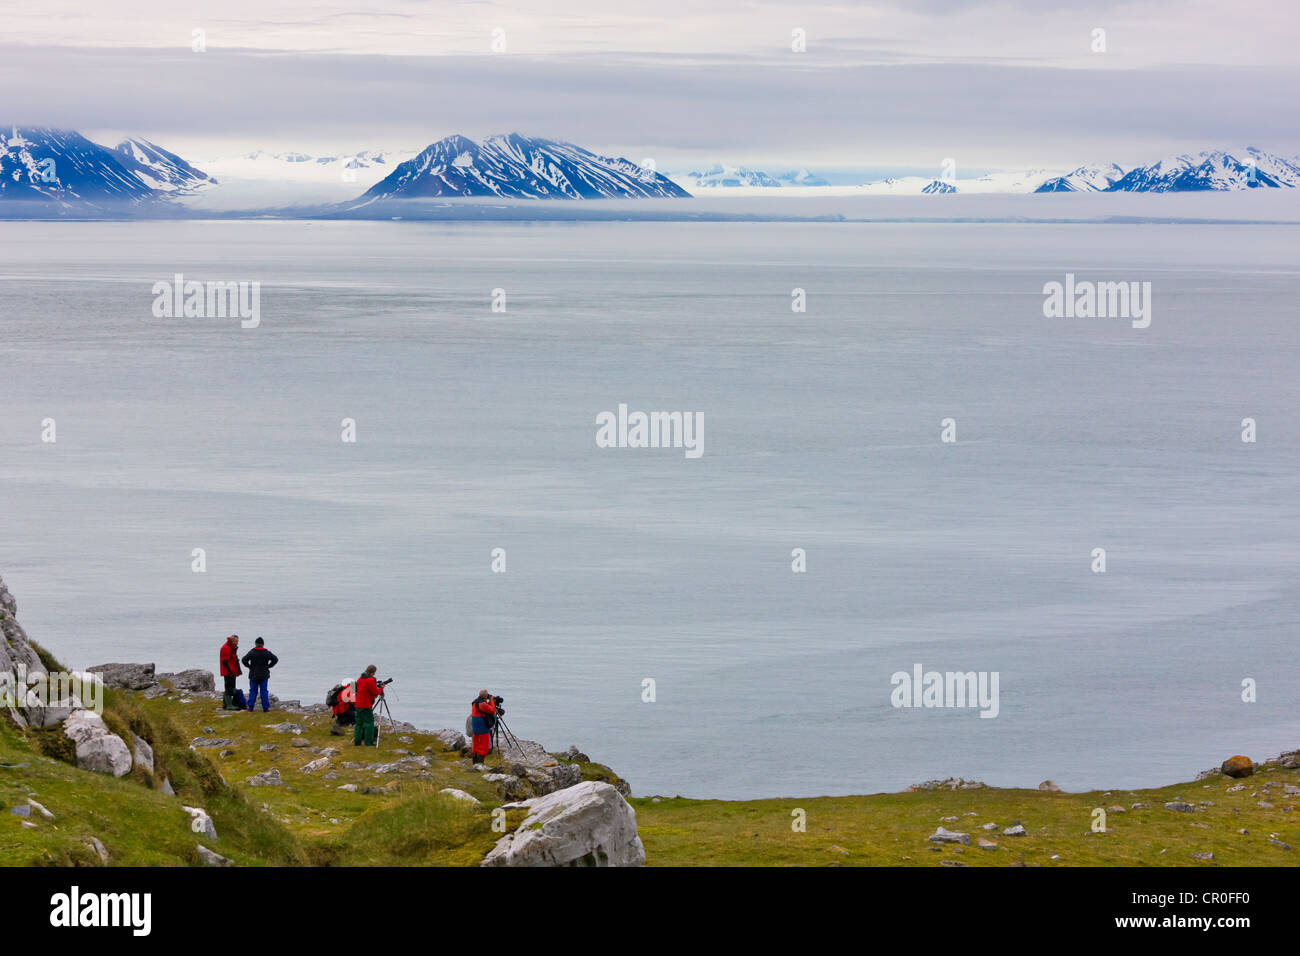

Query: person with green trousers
[352,664,384,746]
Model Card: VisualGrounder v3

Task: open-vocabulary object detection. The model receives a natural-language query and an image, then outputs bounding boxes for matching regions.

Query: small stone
[1038,780,1061,792]
[1107,805,1126,813]
[1191,851,1214,861]
[9,804,31,818]
[246,768,283,787]
[1164,802,1196,812]
[1050,854,1061,860]
[439,787,481,804]
[301,757,331,774]
[1270,839,1291,850]
[981,822,998,830]
[977,838,998,850]
[196,845,232,867]
[264,722,305,735]
[338,784,358,792]
[85,836,109,863]
[929,827,970,845]
[20,820,37,829]
[291,737,310,748]
[259,744,277,752]
[1131,803,1150,810]
[182,805,217,839]
[1258,801,1275,810]
[27,799,54,820]
[1003,825,1027,837]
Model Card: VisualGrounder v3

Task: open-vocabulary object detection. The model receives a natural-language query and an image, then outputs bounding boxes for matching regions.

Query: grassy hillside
[0,663,614,866]
[631,771,1299,866]
[2,666,1294,866]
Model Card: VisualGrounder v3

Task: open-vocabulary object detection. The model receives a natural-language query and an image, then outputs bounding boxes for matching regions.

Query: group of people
[221,635,502,757]
[218,634,279,711]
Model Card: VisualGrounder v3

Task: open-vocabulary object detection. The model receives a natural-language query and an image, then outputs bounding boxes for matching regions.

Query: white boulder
[482,780,645,867]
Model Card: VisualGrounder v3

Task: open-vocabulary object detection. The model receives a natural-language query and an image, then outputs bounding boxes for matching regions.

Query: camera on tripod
[379,678,394,687]
[492,694,504,714]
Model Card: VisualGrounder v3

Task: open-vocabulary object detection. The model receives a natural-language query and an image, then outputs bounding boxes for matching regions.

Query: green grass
[631,772,1300,866]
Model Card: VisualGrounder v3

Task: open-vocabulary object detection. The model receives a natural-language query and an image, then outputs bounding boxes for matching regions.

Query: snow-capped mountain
[921,179,957,194]
[682,164,831,188]
[204,148,411,183]
[686,164,783,188]
[353,134,691,202]
[0,127,217,205]
[1035,163,1126,193]
[1106,149,1300,192]
[777,169,831,187]
[0,127,161,202]
[115,138,216,192]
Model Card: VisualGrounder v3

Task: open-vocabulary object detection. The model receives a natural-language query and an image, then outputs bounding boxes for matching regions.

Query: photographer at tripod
[352,665,390,747]
[469,689,501,765]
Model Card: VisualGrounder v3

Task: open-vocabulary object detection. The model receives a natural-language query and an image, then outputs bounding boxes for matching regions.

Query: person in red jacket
[352,665,385,746]
[219,635,242,710]
[469,690,497,764]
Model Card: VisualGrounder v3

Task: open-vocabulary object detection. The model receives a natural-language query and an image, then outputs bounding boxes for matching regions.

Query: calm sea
[1,219,1297,798]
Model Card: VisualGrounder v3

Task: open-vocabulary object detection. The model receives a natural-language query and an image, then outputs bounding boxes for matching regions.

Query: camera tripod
[374,693,396,749]
[490,713,520,755]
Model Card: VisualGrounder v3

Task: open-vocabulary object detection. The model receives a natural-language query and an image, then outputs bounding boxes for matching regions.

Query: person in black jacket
[241,637,279,712]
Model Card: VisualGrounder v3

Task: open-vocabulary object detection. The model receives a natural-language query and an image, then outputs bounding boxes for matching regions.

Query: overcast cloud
[2,0,1297,167]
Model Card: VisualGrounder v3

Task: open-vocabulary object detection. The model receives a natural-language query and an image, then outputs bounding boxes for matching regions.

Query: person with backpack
[468,689,498,765]
[241,637,279,713]
[327,681,356,735]
[219,634,242,710]
[353,665,385,746]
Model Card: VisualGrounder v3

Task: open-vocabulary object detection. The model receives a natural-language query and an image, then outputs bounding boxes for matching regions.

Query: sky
[2,0,1298,170]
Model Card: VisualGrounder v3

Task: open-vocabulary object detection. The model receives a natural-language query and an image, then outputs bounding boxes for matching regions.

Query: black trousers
[224,675,236,694]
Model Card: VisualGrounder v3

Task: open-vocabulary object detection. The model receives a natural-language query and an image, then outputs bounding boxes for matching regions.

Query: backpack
[326,684,344,708]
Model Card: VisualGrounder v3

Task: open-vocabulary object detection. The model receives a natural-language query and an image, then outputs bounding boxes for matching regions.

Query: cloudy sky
[3,0,1298,169]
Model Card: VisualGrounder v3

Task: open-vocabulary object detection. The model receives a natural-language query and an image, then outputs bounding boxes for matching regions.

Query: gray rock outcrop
[481,780,645,867]
[131,733,155,775]
[87,662,158,690]
[62,711,132,777]
[157,669,215,693]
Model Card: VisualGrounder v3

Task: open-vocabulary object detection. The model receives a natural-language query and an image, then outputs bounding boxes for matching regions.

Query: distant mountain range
[685,164,831,188]
[350,134,690,204]
[1104,149,1300,192]
[4,128,1300,211]
[678,150,1300,195]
